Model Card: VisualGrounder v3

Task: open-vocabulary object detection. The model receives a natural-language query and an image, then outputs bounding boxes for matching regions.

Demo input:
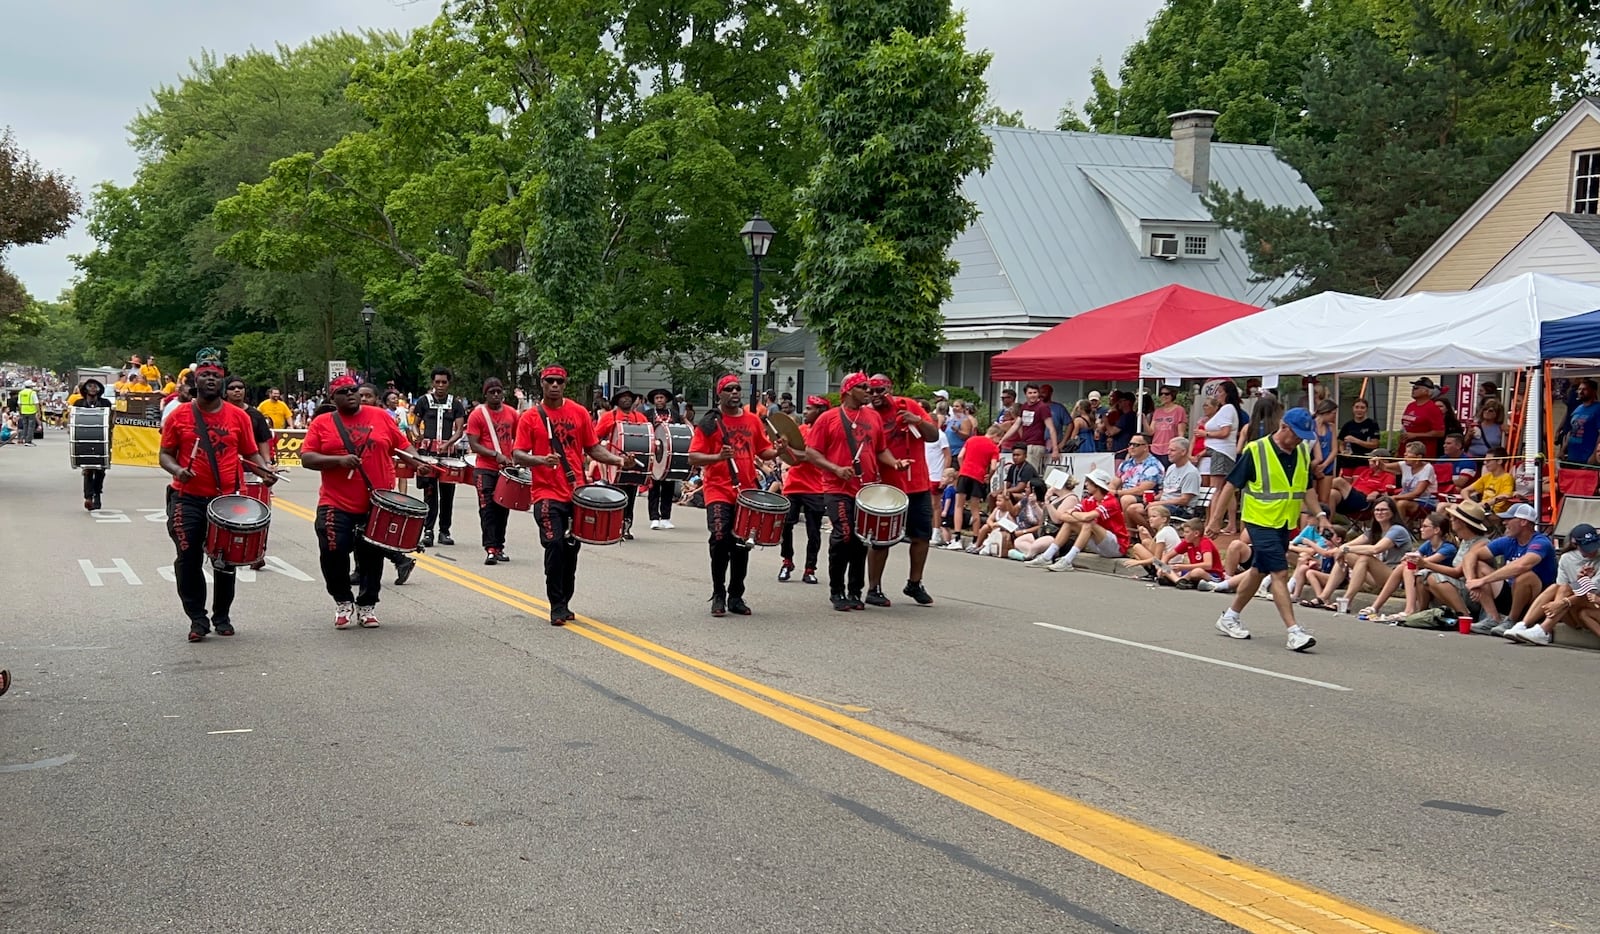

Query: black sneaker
[438,532,454,546]
[93,495,102,511]
[903,581,934,606]
[711,595,727,617]
[485,550,498,566]
[802,569,818,585]
[622,523,634,541]
[726,597,752,616]
[213,620,235,637]
[422,530,434,548]
[831,593,853,612]
[187,622,209,642]
[778,562,793,582]
[549,604,573,626]
[495,550,510,563]
[865,588,892,607]
[848,593,866,611]
[394,556,416,585]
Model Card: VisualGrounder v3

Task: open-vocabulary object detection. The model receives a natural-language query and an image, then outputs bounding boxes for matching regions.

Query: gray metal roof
[945,126,1321,324]
[763,329,810,357]
[1557,212,1600,252]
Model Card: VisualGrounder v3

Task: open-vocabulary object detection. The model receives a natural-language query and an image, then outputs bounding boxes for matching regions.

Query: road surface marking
[269,497,1421,933]
[1033,623,1353,692]
[78,558,142,587]
[206,729,254,735]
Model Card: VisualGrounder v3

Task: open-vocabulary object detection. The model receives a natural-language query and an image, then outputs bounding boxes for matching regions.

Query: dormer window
[1184,234,1210,257]
[1574,150,1600,214]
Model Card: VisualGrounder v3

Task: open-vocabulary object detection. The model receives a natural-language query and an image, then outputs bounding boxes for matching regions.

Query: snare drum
[492,466,532,512]
[204,494,272,567]
[734,489,789,548]
[68,407,112,471]
[855,483,909,547]
[571,484,627,545]
[242,473,273,506]
[608,422,653,486]
[435,456,474,485]
[393,455,417,480]
[362,490,429,552]
[652,423,693,482]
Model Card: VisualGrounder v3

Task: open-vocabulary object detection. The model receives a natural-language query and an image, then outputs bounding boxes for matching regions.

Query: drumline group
[125,357,943,639]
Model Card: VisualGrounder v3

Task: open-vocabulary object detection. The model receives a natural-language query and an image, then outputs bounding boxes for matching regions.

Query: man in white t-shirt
[1505,522,1600,645]
[924,429,951,493]
[1126,436,1202,531]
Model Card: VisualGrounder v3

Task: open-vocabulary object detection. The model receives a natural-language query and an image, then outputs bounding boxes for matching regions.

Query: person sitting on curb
[1282,521,1345,602]
[1163,518,1224,590]
[1124,504,1179,578]
[1022,468,1127,571]
[1421,501,1495,622]
[1300,495,1410,610]
[1463,502,1557,635]
[1503,523,1600,645]
[1358,512,1457,622]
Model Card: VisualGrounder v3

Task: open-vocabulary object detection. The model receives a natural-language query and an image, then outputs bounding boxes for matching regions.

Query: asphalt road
[3,436,1597,933]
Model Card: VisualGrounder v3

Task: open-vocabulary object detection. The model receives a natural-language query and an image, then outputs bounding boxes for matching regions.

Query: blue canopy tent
[1540,307,1600,361]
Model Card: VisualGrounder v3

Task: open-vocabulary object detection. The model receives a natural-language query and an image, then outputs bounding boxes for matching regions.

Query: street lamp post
[738,211,776,403]
[360,302,376,384]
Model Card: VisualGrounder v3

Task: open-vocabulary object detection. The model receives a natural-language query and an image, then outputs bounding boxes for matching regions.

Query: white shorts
[1088,529,1124,558]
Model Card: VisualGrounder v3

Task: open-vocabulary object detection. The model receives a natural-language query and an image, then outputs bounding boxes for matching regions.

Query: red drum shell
[363,490,429,552]
[204,494,272,567]
[393,456,416,480]
[734,489,789,547]
[242,474,272,506]
[855,483,909,547]
[571,484,627,545]
[435,457,474,484]
[493,467,532,512]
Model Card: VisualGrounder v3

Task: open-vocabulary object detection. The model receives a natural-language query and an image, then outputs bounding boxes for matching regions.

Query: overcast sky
[1,0,1162,302]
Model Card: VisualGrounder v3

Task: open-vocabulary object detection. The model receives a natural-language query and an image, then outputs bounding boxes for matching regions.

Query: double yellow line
[271,496,1427,933]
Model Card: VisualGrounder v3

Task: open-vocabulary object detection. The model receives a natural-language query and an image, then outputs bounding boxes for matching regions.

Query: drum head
[857,483,909,512]
[500,466,532,484]
[737,489,789,511]
[574,484,628,508]
[437,457,468,470]
[372,489,429,516]
[208,494,270,528]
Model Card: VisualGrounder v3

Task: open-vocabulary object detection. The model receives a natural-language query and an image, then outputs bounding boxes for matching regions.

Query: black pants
[167,490,236,627]
[780,492,824,570]
[825,493,867,597]
[706,501,750,599]
[419,474,455,534]
[620,483,638,528]
[315,505,385,606]
[474,469,510,550]
[648,481,674,521]
[534,499,582,610]
[82,469,105,499]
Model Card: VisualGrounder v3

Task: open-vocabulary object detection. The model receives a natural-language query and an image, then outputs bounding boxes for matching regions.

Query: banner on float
[271,429,307,469]
[1044,452,1116,497]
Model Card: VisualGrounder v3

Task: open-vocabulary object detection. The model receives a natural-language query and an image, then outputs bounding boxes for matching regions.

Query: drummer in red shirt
[158,358,277,643]
[802,371,901,612]
[465,378,520,565]
[778,395,831,585]
[865,374,940,607]
[593,386,650,540]
[512,365,637,626]
[688,373,793,617]
[300,374,432,630]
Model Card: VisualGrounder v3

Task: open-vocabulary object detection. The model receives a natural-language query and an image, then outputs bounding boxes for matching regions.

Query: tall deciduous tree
[1207,6,1589,298]
[793,0,993,386]
[0,129,80,327]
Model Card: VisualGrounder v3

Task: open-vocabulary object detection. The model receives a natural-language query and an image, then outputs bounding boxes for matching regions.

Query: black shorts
[1338,489,1371,516]
[956,475,987,499]
[1244,523,1293,574]
[902,490,933,543]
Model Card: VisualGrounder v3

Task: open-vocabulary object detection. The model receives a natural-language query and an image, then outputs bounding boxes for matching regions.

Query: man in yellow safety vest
[1204,406,1331,652]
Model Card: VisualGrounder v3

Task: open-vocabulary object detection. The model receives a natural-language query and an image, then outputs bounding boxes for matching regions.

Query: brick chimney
[1169,110,1219,193]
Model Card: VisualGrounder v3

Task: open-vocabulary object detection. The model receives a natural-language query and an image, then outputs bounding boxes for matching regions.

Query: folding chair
[1552,495,1600,540]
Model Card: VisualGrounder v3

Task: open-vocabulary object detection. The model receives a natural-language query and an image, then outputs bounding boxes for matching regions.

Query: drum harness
[537,403,589,543]
[191,401,243,572]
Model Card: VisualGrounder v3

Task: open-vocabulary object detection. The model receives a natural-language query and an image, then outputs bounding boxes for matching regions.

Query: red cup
[1143,491,1156,504]
[1457,616,1472,634]
[1405,559,1418,570]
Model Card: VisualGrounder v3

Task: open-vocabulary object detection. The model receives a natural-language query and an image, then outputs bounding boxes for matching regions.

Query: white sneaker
[1046,556,1075,572]
[1503,621,1531,642]
[334,601,355,629]
[357,605,380,628]
[1521,625,1552,646]
[1215,614,1251,640]
[944,539,967,552]
[660,520,675,529]
[1196,579,1220,592]
[650,520,662,530]
[1021,552,1052,566]
[1286,627,1316,652]
[1255,579,1272,599]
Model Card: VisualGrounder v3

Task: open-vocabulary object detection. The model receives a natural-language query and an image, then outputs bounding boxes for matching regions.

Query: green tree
[0,129,80,326]
[977,96,1027,128]
[1055,102,1091,133]
[1207,9,1586,298]
[793,0,994,387]
[0,298,99,373]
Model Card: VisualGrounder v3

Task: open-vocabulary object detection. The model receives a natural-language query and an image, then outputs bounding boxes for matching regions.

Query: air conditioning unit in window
[1149,233,1180,260]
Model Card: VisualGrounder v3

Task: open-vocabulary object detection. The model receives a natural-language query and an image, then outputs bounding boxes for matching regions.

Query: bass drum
[652,423,694,482]
[599,422,653,486]
[68,406,112,471]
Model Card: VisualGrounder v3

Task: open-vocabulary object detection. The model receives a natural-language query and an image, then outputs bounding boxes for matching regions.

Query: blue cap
[1283,407,1317,441]
[1571,523,1600,553]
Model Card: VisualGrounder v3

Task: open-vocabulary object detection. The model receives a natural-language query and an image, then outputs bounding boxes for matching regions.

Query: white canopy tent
[1138,273,1600,378]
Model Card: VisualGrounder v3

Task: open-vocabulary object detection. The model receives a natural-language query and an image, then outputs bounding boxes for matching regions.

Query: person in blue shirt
[1561,378,1600,464]
[1464,502,1557,634]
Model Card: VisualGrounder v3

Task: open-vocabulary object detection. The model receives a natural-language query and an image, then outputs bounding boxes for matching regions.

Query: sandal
[1298,597,1328,609]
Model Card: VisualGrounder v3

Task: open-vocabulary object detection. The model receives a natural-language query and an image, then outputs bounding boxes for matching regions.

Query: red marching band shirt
[876,395,932,494]
[806,404,886,497]
[689,410,768,506]
[302,406,410,514]
[160,402,260,498]
[465,403,519,471]
[783,423,826,495]
[513,399,600,503]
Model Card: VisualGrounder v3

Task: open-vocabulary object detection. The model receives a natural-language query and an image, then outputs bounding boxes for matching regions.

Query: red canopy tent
[989,284,1263,381]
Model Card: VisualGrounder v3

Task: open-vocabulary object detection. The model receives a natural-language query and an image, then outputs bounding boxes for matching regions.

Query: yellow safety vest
[1240,436,1309,529]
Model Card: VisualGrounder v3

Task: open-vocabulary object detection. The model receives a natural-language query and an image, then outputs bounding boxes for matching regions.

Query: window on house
[1183,234,1210,257]
[1575,151,1600,214]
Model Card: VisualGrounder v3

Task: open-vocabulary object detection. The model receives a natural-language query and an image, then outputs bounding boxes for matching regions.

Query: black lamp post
[738,211,776,402]
[360,301,376,383]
